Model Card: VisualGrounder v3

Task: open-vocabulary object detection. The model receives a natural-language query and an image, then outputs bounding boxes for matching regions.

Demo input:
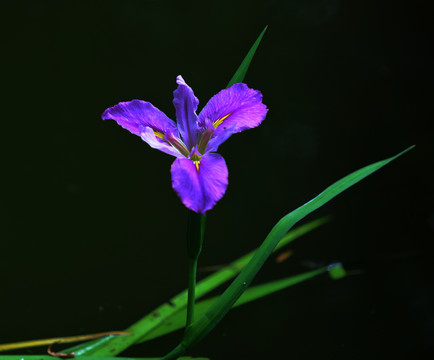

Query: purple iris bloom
[102,76,268,214]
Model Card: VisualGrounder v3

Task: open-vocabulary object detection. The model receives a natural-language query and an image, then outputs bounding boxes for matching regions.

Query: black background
[1,1,433,359]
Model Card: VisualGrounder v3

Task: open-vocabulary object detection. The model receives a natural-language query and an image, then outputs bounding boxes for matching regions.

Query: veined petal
[198,83,268,146]
[102,99,178,137]
[140,126,185,158]
[170,153,228,214]
[173,76,199,149]
[205,124,237,153]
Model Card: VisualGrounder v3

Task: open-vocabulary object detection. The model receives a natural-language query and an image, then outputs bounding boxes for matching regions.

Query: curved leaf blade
[226,26,267,88]
[139,266,330,342]
[174,146,414,354]
[63,218,328,356]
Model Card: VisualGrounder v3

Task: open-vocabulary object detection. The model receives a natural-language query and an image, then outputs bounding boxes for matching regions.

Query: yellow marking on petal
[213,113,232,129]
[154,131,165,139]
[194,160,200,171]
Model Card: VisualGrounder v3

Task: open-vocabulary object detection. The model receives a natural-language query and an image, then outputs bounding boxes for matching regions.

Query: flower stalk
[185,211,206,330]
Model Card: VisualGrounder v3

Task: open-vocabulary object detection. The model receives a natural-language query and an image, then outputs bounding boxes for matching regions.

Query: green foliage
[226,26,267,88]
[328,263,347,280]
[140,267,331,342]
[161,146,414,359]
[61,218,328,357]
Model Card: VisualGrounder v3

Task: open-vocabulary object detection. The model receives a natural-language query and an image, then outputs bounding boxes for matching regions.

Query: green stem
[184,212,206,329]
[161,212,205,360]
[186,256,198,329]
[162,210,206,360]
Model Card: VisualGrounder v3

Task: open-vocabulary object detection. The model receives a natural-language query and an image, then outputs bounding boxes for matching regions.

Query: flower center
[189,147,202,171]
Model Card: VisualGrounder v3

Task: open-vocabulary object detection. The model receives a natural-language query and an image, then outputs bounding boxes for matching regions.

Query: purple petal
[140,126,185,158]
[198,83,268,147]
[205,123,237,153]
[102,99,178,137]
[173,76,199,149]
[170,153,228,214]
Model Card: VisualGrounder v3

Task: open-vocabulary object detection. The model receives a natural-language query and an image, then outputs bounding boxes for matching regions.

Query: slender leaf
[63,218,328,356]
[161,146,414,359]
[226,26,267,88]
[327,262,347,280]
[139,266,331,342]
[0,332,129,353]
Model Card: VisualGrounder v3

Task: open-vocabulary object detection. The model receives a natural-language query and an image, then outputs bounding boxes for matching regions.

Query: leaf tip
[327,262,347,280]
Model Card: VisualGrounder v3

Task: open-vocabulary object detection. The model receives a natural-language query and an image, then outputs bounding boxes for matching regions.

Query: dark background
[1,1,433,359]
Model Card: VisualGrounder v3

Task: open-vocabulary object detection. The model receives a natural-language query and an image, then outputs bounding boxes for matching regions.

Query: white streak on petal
[140,126,185,158]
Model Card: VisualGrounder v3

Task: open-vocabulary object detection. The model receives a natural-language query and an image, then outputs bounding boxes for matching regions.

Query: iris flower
[102,76,268,214]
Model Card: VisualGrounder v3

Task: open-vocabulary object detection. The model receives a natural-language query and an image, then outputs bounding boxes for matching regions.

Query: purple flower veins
[102,76,268,214]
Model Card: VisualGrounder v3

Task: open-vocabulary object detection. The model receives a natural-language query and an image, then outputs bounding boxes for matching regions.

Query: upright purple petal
[198,83,268,147]
[173,76,199,149]
[170,153,228,214]
[102,99,178,136]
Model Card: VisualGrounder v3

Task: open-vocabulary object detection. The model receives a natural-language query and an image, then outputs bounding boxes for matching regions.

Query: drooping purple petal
[173,76,199,149]
[198,83,268,147]
[102,99,178,137]
[170,153,228,214]
[139,126,185,158]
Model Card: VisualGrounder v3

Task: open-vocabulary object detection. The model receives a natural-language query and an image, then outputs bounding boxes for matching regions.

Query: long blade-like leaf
[0,332,129,353]
[140,266,331,342]
[63,218,328,356]
[226,26,267,88]
[162,146,414,359]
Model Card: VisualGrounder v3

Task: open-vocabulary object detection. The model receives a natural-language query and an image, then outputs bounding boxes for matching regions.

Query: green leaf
[226,26,267,88]
[327,262,347,280]
[63,217,328,356]
[168,146,414,357]
[139,267,330,342]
